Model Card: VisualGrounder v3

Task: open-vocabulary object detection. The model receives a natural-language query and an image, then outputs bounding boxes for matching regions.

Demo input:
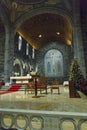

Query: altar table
[10,76,32,84]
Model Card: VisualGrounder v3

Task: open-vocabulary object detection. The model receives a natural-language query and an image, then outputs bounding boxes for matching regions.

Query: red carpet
[0,85,21,95]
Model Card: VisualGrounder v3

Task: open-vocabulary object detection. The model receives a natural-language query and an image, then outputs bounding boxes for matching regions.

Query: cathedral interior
[0,0,87,89]
[0,1,87,130]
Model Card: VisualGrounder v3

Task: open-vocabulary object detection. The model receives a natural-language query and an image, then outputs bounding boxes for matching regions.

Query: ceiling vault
[0,0,72,50]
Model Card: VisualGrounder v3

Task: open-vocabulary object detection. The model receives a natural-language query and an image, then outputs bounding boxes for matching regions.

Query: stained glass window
[45,49,63,77]
[32,48,35,59]
[18,36,22,51]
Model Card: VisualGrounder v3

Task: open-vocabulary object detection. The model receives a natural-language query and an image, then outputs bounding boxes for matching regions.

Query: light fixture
[56,32,60,35]
[67,39,71,45]
[38,34,42,38]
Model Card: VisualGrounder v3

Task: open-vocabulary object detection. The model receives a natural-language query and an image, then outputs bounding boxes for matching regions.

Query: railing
[0,108,87,130]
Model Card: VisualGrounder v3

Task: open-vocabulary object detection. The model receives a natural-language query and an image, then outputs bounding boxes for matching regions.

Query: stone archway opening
[16,8,72,50]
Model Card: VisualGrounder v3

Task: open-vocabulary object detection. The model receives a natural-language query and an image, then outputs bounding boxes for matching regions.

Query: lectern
[31,74,40,98]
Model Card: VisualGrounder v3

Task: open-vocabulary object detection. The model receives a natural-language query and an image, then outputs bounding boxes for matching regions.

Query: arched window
[32,48,35,59]
[13,59,22,76]
[18,36,22,51]
[45,49,63,77]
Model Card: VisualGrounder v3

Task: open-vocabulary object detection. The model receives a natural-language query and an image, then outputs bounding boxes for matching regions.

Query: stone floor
[0,85,87,112]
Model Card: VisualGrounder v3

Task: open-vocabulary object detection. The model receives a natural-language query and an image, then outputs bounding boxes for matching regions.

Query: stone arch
[14,7,73,31]
[13,58,23,76]
[36,41,71,81]
[14,6,73,61]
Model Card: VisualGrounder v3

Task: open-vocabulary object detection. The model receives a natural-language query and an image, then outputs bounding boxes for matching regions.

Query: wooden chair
[51,81,60,94]
[25,82,34,94]
[25,76,47,94]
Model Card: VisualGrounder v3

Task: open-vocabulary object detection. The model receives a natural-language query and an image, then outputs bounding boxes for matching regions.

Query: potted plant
[69,58,84,97]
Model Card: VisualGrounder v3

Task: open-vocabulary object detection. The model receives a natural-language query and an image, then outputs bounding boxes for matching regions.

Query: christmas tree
[69,58,84,90]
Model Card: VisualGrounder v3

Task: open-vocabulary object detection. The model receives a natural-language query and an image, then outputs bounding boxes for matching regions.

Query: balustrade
[0,108,87,130]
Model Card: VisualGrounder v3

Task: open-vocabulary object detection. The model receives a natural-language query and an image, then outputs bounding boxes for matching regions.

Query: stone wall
[36,42,73,83]
[0,30,5,80]
[80,1,87,77]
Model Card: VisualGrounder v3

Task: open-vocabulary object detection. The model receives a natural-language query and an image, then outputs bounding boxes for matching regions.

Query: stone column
[72,0,86,78]
[4,26,15,82]
[0,4,15,82]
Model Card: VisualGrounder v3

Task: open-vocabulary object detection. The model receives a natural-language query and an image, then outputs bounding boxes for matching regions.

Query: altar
[10,75,32,84]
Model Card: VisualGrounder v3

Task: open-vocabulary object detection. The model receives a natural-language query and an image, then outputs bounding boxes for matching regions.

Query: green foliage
[69,58,84,89]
